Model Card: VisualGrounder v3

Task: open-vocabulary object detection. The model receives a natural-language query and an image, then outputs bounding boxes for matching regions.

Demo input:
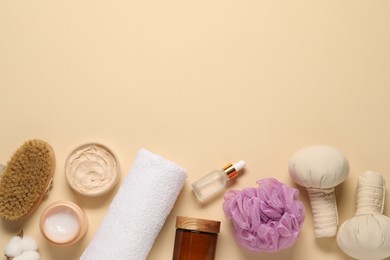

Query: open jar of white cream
[40,201,87,246]
[65,143,120,196]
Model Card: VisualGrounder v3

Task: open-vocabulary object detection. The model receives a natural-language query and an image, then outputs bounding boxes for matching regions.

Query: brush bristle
[0,139,55,221]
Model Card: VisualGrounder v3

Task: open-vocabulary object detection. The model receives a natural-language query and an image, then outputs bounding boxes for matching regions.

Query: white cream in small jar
[40,201,87,246]
[65,143,120,196]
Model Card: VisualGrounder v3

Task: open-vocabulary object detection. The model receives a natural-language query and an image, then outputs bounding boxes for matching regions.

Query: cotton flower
[4,231,40,260]
[4,236,22,257]
[13,251,40,260]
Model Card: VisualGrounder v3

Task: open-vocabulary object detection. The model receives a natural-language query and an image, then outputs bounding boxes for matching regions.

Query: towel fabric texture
[81,149,187,260]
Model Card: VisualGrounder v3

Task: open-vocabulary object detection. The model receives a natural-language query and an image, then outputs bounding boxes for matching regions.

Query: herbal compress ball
[337,171,390,260]
[288,145,349,237]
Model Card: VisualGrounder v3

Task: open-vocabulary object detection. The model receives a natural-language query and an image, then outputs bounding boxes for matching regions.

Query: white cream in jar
[40,201,87,246]
[65,143,120,196]
[44,209,79,243]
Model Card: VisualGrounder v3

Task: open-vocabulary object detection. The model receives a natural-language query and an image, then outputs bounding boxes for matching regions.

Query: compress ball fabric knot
[223,178,305,253]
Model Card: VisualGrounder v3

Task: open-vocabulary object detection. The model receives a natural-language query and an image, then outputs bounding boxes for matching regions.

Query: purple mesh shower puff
[223,178,305,253]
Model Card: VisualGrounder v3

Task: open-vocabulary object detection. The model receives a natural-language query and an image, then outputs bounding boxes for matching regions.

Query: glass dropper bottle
[191,160,246,201]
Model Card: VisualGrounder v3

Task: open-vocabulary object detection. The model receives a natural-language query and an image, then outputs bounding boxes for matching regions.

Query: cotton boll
[4,236,23,257]
[9,236,23,244]
[21,236,38,251]
[4,232,40,260]
[13,250,41,260]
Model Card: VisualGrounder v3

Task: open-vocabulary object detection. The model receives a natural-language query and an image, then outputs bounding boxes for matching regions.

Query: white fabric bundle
[337,171,390,260]
[81,149,187,260]
[288,145,349,237]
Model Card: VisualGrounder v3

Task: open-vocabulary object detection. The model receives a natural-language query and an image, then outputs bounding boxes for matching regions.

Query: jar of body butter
[65,143,120,196]
[173,216,220,260]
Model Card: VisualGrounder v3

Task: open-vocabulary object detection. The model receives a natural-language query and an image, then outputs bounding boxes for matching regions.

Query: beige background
[1,0,390,259]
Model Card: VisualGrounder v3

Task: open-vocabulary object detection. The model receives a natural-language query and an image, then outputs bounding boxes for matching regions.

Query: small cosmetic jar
[173,216,221,260]
[65,143,120,196]
[40,201,88,246]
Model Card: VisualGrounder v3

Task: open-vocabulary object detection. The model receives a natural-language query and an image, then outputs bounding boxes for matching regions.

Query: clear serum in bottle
[192,160,245,201]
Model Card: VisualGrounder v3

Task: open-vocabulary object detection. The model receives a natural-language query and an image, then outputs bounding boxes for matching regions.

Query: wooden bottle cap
[176,216,221,234]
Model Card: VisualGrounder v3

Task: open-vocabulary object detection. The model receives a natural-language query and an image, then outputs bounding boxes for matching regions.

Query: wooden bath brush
[0,139,55,221]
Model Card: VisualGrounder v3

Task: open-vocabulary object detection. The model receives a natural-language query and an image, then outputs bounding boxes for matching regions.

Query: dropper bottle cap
[223,160,246,180]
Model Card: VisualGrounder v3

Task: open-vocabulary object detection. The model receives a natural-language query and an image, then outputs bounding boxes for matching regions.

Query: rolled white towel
[81,149,187,260]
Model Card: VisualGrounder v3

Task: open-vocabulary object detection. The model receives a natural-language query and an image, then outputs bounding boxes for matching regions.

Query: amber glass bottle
[172,216,221,260]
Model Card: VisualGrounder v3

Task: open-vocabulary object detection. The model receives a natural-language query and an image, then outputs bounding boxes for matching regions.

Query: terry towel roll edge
[81,149,187,260]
